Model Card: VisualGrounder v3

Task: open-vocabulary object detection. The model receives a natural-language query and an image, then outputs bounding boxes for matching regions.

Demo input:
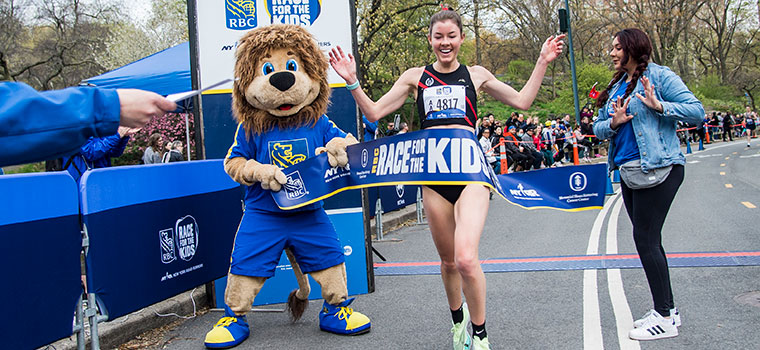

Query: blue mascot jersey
[226,114,347,213]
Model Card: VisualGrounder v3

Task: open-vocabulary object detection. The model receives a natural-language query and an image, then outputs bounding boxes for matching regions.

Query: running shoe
[471,335,491,350]
[628,310,678,341]
[451,303,471,350]
[319,297,371,335]
[204,306,250,349]
[634,308,681,328]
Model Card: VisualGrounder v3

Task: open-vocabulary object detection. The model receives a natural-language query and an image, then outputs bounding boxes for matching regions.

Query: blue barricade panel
[0,172,83,349]
[215,208,368,306]
[368,184,419,216]
[81,160,242,319]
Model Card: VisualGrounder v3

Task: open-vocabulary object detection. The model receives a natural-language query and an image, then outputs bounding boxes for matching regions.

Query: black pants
[620,164,684,316]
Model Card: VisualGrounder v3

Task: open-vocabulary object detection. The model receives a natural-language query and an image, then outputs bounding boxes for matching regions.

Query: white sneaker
[629,310,678,340]
[633,308,681,328]
[451,303,471,350]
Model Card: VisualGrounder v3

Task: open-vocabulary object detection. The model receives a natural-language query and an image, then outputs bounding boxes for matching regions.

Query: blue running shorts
[230,208,345,277]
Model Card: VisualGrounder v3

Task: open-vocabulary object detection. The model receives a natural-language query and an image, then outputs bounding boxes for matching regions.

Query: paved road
[153,139,760,349]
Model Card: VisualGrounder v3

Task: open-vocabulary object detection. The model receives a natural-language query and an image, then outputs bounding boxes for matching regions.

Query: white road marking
[606,199,640,350]
[686,160,700,164]
[584,193,620,350]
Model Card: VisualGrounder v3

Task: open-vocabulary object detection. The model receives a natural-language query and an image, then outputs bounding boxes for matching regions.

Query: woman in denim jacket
[593,28,704,341]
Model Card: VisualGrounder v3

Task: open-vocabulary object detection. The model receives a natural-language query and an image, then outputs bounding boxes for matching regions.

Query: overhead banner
[194,0,354,90]
[272,129,607,211]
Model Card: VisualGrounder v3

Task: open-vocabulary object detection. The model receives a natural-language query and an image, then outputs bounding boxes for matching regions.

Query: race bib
[423,85,467,120]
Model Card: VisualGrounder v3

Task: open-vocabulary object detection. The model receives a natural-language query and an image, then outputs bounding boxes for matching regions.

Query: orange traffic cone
[499,139,509,174]
[572,136,580,165]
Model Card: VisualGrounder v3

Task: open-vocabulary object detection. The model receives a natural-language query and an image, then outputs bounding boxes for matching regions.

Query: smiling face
[243,48,320,117]
[428,19,464,66]
[610,37,626,71]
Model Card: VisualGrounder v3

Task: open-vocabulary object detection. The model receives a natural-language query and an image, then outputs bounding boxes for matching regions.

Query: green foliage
[692,74,737,101]
[539,62,611,117]
[4,162,45,174]
[506,59,533,82]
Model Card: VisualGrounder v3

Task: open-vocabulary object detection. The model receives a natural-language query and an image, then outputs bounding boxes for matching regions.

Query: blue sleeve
[225,123,253,160]
[321,115,347,145]
[0,82,121,167]
[79,134,124,161]
[363,115,377,133]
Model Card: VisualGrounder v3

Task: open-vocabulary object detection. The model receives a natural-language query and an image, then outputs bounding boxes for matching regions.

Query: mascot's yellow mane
[233,24,330,135]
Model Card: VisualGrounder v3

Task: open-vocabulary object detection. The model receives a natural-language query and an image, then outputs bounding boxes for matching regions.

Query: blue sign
[226,0,258,30]
[272,129,607,211]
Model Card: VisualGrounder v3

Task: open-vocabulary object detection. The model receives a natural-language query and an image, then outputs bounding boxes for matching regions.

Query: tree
[693,0,753,83]
[600,0,707,67]
[354,0,441,128]
[3,0,121,90]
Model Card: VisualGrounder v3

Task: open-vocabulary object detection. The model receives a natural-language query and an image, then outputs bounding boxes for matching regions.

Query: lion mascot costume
[204,24,370,349]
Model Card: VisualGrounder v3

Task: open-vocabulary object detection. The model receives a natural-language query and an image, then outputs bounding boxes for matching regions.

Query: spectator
[479,129,498,173]
[362,115,378,141]
[520,127,542,170]
[62,126,139,183]
[593,28,703,341]
[384,122,397,137]
[142,133,165,164]
[163,140,185,163]
[722,113,734,142]
[397,122,409,134]
[0,82,176,167]
[502,126,528,171]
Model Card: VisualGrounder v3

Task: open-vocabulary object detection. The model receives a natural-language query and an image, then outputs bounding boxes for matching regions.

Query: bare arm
[477,35,565,110]
[329,46,420,122]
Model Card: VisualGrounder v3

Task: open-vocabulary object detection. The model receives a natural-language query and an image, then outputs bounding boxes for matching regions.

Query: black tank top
[416,64,478,129]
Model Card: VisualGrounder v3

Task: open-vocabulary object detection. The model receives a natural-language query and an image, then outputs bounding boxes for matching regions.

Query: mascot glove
[316,133,358,168]
[243,160,287,191]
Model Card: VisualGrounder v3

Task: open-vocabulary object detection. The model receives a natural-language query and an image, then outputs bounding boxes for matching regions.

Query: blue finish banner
[272,129,606,212]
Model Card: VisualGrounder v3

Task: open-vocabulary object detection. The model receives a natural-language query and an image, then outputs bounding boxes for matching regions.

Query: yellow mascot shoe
[319,297,371,335]
[204,307,250,349]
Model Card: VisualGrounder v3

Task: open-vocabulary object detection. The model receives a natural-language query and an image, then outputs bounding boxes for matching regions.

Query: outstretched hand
[117,89,176,129]
[539,34,567,64]
[635,76,663,113]
[328,46,358,85]
[609,96,633,129]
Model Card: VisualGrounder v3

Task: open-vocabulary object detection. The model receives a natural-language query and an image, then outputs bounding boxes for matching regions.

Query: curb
[49,288,208,350]
[369,204,421,238]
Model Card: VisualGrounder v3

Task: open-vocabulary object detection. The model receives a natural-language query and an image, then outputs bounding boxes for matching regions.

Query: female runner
[329,7,564,349]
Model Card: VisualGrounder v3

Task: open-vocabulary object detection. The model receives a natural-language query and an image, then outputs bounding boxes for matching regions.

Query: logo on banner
[284,170,308,199]
[226,0,258,30]
[266,0,321,26]
[159,229,176,264]
[509,183,542,200]
[569,172,587,192]
[396,184,404,198]
[176,215,199,261]
[269,138,308,168]
[361,149,369,168]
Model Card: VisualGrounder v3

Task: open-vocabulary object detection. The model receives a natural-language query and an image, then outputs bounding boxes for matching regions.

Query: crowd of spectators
[476,109,604,173]
[677,106,758,147]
